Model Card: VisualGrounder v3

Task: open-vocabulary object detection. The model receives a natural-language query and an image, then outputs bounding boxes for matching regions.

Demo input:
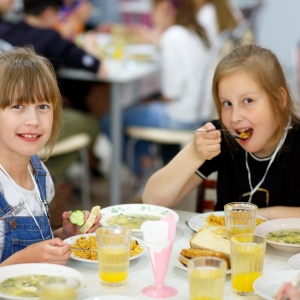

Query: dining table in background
[67,209,293,300]
[58,49,160,206]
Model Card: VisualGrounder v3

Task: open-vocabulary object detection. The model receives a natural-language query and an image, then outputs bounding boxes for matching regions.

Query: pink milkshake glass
[141,212,178,298]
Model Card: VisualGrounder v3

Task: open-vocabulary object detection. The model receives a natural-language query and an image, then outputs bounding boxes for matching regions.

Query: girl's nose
[24,108,39,125]
[230,106,244,123]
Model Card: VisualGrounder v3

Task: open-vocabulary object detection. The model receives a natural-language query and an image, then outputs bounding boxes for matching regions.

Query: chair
[125,30,235,170]
[39,133,92,209]
[196,178,217,213]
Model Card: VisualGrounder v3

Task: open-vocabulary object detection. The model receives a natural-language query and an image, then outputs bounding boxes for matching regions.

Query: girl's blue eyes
[12,104,50,109]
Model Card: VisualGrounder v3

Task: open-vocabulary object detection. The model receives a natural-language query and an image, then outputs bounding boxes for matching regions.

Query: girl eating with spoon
[142,43,300,219]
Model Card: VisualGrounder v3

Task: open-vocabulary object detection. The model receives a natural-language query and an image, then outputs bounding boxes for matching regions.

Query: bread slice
[180,248,230,268]
[189,229,230,258]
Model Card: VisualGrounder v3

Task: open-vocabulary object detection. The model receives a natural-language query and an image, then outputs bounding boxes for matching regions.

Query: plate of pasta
[187,211,267,235]
[64,233,146,264]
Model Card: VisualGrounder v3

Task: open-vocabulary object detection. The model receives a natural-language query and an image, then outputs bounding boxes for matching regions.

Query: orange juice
[98,246,130,286]
[226,225,254,240]
[189,258,226,300]
[230,234,266,295]
[232,272,262,293]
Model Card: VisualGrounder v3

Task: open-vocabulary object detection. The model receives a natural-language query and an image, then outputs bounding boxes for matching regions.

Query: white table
[67,210,293,299]
[58,59,160,206]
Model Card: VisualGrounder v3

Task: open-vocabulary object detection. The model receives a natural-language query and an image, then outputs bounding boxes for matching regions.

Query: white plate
[100,204,179,233]
[188,211,267,233]
[0,263,84,300]
[255,218,300,254]
[288,253,300,270]
[64,233,147,264]
[86,296,136,300]
[253,270,299,299]
[187,211,225,232]
[171,252,231,274]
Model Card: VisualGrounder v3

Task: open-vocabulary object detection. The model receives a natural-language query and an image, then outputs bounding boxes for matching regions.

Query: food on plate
[0,275,63,297]
[79,205,101,234]
[105,213,161,230]
[179,248,230,269]
[71,235,143,260]
[178,229,231,269]
[266,228,300,244]
[203,213,266,236]
[190,229,230,258]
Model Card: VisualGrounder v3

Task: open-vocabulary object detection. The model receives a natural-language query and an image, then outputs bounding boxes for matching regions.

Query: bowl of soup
[255,218,300,253]
[100,204,179,235]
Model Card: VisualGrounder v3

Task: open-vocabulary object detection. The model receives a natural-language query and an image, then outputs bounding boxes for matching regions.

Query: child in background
[101,0,210,188]
[0,47,100,266]
[142,43,300,219]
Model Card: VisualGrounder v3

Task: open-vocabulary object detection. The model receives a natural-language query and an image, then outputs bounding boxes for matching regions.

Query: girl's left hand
[61,210,101,238]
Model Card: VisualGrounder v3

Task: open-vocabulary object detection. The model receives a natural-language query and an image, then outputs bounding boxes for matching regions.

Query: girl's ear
[279,87,287,108]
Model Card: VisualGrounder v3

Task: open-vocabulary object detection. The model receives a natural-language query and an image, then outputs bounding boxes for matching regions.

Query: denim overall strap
[30,155,47,203]
[0,156,53,262]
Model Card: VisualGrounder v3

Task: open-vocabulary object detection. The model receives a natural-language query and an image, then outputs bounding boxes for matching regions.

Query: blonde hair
[212,43,299,146]
[205,0,239,33]
[0,46,63,159]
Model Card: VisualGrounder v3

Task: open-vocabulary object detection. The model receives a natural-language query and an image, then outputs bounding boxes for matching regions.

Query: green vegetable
[69,210,85,226]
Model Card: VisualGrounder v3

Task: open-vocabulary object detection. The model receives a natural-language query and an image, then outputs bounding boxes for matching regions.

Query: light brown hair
[0,46,63,159]
[153,0,209,46]
[212,43,299,146]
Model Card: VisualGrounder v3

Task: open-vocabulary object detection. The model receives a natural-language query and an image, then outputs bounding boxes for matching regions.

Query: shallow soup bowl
[255,218,300,254]
[100,204,179,236]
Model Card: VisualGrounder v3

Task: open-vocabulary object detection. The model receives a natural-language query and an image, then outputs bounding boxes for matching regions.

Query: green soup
[266,228,300,244]
[106,214,161,229]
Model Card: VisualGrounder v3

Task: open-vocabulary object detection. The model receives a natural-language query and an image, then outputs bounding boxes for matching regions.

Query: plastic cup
[224,202,258,240]
[38,276,80,300]
[188,256,227,300]
[230,234,266,295]
[96,226,131,286]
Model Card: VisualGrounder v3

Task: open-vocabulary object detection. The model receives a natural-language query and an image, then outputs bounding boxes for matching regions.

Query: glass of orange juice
[224,202,258,240]
[230,234,266,295]
[96,226,131,286]
[188,257,227,300]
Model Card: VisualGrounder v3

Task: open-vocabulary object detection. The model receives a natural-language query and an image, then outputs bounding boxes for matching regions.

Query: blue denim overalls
[0,155,53,262]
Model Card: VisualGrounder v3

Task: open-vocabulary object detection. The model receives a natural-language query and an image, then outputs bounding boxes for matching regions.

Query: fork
[70,246,97,253]
[194,129,243,139]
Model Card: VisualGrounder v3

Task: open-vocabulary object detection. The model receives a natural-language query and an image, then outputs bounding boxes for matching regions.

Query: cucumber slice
[69,210,85,226]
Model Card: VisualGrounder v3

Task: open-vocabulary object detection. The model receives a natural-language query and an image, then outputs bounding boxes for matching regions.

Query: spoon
[194,129,244,139]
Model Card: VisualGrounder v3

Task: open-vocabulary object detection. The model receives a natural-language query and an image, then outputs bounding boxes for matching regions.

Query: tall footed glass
[141,212,178,298]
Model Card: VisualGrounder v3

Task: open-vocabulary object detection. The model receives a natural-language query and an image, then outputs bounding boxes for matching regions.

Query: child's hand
[20,238,71,265]
[276,282,300,300]
[193,122,221,161]
[62,208,101,237]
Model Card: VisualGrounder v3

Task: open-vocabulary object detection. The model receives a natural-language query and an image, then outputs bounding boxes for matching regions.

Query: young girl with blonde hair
[0,47,100,266]
[143,44,300,220]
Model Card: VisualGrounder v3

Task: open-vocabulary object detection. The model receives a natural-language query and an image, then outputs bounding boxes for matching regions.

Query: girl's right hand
[193,122,222,161]
[19,238,71,265]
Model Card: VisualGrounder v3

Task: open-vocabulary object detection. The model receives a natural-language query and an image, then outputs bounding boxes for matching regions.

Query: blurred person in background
[101,0,210,197]
[195,0,242,45]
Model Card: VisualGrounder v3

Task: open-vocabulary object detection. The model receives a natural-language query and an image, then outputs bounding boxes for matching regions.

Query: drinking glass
[224,202,258,240]
[96,226,131,286]
[38,276,80,300]
[231,234,266,295]
[188,257,227,300]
